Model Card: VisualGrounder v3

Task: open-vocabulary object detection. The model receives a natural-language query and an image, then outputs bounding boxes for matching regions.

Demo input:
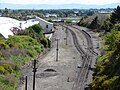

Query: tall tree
[89,16,99,29]
[110,5,120,24]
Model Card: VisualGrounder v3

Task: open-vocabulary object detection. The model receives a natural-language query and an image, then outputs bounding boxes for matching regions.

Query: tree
[101,19,113,32]
[92,24,120,90]
[110,5,120,24]
[89,16,100,29]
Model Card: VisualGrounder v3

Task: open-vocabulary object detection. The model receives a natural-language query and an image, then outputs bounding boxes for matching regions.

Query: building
[36,16,53,33]
[0,17,53,39]
[45,14,57,18]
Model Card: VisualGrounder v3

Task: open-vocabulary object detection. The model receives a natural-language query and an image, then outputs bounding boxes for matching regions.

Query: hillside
[78,13,110,30]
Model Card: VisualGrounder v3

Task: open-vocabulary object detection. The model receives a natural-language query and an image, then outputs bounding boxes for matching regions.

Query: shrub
[0,42,9,49]
[4,74,16,87]
[0,66,5,74]
[26,48,38,57]
[6,35,38,48]
[0,61,15,70]
[0,66,8,75]
[34,45,42,53]
[40,37,48,48]
[2,64,14,74]
[28,24,43,34]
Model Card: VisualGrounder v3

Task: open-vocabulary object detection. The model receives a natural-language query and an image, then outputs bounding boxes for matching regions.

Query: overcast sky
[1,0,120,5]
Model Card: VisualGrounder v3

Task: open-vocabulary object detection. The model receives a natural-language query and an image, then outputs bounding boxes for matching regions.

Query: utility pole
[25,76,27,90]
[56,39,59,61]
[65,28,68,46]
[32,59,37,90]
[64,27,68,46]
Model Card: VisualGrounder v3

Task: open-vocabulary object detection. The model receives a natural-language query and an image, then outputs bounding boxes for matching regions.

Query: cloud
[1,0,120,5]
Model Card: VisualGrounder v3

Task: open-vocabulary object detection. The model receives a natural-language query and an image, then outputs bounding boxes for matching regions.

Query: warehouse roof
[0,17,39,38]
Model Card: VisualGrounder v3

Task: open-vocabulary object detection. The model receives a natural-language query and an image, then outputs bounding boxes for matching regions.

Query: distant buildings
[98,8,113,14]
[45,14,58,18]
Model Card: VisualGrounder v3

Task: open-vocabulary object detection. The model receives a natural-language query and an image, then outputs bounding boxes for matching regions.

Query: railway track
[62,25,94,90]
[72,26,98,56]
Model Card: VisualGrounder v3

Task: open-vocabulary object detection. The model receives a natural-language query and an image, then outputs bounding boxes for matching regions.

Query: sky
[1,0,120,5]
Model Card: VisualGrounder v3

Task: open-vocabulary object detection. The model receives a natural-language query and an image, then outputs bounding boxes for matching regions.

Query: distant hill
[0,3,120,9]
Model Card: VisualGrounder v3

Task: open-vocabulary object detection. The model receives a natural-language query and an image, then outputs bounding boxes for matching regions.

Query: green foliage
[29,24,43,34]
[101,19,113,32]
[88,16,100,29]
[34,45,43,53]
[78,17,88,26]
[92,23,120,90]
[40,37,48,48]
[2,64,14,74]
[0,22,47,90]
[4,74,16,87]
[100,5,120,32]
[96,51,113,64]
[0,66,7,75]
[0,41,9,49]
[27,24,44,40]
[6,35,37,48]
[104,29,120,51]
[110,5,120,24]
[0,64,14,75]
[0,74,17,90]
[26,48,38,57]
[65,20,72,24]
[78,14,109,31]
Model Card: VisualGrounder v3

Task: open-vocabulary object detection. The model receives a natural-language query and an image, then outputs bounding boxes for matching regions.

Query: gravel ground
[72,25,101,86]
[17,25,101,90]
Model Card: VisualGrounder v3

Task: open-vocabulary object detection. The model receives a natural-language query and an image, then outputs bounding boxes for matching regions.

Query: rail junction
[18,24,100,90]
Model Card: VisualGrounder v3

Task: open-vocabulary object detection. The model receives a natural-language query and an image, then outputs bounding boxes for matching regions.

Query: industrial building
[0,17,53,39]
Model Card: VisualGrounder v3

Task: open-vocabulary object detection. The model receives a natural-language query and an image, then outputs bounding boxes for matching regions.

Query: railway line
[72,26,98,56]
[62,25,94,90]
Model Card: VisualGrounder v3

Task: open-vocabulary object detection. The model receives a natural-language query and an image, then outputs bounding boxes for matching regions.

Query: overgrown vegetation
[78,5,120,32]
[0,24,50,89]
[92,6,120,90]
[77,14,110,31]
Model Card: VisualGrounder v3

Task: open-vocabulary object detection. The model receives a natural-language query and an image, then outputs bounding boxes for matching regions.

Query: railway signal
[32,59,39,90]
[25,76,27,90]
[64,27,68,46]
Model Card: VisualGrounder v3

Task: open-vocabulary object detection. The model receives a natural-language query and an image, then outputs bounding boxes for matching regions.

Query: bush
[6,35,38,48]
[0,41,9,49]
[2,64,14,74]
[4,74,16,87]
[0,66,8,75]
[26,48,38,57]
[34,45,42,53]
[29,24,43,34]
[40,37,48,48]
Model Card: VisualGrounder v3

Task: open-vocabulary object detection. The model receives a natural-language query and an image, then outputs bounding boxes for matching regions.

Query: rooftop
[0,17,39,38]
